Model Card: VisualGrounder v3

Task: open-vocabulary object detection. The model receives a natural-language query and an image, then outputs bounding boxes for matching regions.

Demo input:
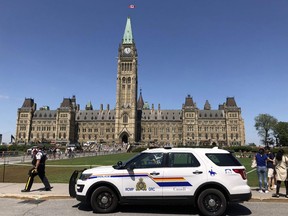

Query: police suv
[69,147,251,216]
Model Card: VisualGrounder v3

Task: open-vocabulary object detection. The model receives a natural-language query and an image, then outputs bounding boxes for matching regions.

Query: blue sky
[0,0,287,144]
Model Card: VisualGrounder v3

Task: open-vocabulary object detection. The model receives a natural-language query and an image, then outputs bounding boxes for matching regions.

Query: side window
[206,153,242,166]
[133,153,164,169]
[169,153,200,167]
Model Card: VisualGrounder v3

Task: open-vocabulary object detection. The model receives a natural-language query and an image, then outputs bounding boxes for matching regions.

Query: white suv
[69,147,251,216]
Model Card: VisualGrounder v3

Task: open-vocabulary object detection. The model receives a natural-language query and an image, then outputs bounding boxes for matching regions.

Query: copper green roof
[122,17,133,44]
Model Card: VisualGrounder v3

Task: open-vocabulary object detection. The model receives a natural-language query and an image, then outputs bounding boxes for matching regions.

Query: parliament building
[15,18,245,147]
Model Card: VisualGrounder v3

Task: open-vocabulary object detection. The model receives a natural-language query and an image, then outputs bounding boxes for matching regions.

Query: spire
[137,89,144,110]
[85,101,93,110]
[184,95,194,107]
[226,97,237,107]
[204,100,211,110]
[122,17,133,44]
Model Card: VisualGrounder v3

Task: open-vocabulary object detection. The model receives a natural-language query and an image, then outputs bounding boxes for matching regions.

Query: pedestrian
[21,144,52,192]
[272,149,288,198]
[255,147,269,193]
[266,147,276,191]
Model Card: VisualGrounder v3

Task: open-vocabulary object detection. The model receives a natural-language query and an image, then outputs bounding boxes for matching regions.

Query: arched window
[123,114,128,123]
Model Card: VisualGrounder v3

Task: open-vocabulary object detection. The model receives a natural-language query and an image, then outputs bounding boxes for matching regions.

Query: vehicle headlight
[79,173,93,181]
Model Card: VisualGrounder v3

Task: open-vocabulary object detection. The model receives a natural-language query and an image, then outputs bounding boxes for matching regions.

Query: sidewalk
[0,183,288,202]
[0,183,70,200]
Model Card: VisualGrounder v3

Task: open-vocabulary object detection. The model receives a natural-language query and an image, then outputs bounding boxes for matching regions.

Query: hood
[83,166,116,175]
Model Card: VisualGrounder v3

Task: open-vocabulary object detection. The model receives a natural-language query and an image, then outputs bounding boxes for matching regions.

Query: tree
[273,122,288,146]
[254,114,278,147]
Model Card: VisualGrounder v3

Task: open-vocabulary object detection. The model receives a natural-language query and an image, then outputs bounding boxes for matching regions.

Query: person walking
[272,149,288,198]
[21,144,52,192]
[255,147,269,193]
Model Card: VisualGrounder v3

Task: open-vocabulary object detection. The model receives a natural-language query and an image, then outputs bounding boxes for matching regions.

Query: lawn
[0,153,258,186]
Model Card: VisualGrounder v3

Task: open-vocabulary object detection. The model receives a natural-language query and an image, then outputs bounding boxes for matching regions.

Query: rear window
[206,153,242,166]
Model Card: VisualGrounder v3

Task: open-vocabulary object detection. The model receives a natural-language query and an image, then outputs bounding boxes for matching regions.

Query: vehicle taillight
[233,169,247,180]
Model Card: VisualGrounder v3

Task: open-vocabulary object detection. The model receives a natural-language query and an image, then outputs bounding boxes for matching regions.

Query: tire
[197,188,227,216]
[90,186,118,213]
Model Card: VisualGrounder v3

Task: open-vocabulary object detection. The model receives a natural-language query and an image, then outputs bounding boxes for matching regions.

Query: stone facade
[15,17,245,146]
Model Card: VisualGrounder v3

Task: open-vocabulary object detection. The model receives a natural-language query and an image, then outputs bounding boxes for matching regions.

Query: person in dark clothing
[266,148,275,190]
[21,144,52,192]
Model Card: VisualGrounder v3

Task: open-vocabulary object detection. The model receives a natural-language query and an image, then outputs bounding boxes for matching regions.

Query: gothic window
[127,77,131,83]
[122,77,126,83]
[123,114,128,123]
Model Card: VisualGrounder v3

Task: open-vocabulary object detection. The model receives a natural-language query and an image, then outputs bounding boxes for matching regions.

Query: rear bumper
[229,192,252,202]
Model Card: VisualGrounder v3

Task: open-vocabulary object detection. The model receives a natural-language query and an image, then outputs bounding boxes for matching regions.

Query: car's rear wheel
[197,188,226,216]
[90,186,118,213]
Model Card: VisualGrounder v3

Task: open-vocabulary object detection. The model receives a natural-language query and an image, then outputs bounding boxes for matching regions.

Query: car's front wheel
[90,186,118,213]
[197,188,227,216]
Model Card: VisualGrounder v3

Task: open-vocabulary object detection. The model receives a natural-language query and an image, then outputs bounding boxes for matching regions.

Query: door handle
[150,172,160,176]
[193,171,203,174]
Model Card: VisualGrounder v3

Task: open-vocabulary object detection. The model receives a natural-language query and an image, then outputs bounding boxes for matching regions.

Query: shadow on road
[73,202,252,215]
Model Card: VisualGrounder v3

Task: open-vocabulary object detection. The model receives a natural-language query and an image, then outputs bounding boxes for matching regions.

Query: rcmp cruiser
[69,147,251,216]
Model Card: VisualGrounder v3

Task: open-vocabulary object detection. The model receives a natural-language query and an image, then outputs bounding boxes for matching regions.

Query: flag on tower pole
[128,4,136,9]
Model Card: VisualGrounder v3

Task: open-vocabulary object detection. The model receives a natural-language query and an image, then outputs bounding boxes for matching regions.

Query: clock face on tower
[124,47,131,54]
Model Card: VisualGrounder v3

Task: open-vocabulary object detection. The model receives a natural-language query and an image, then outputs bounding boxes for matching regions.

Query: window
[123,114,128,123]
[206,153,241,166]
[129,153,164,169]
[168,153,200,167]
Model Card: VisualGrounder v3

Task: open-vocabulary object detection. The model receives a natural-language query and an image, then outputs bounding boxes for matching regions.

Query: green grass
[1,153,259,186]
[237,157,258,187]
[0,153,136,183]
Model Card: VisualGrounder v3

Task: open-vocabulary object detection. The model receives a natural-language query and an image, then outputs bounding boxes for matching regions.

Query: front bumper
[68,170,85,198]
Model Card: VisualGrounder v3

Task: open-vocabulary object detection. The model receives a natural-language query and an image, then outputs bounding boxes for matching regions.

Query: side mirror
[117,161,123,167]
[127,162,136,171]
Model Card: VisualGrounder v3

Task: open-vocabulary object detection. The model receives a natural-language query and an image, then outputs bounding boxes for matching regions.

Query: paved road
[0,198,287,216]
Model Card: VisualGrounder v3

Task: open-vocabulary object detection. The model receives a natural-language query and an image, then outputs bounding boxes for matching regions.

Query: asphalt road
[0,198,287,216]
